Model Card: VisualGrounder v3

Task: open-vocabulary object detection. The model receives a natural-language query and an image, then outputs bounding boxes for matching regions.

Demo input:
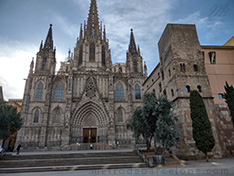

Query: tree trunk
[154,139,157,154]
[146,139,151,150]
[205,152,209,162]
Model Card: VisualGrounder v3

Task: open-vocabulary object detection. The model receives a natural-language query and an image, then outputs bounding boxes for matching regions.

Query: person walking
[16,144,22,155]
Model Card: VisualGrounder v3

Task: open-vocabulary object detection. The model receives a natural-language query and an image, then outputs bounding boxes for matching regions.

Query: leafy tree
[127,107,151,149]
[127,93,158,150]
[189,90,215,162]
[0,101,22,140]
[154,96,180,156]
[128,93,180,152]
[142,92,159,149]
[223,82,234,127]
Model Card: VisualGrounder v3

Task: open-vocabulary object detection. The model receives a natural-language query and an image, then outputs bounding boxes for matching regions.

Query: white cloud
[175,11,223,30]
[0,40,38,100]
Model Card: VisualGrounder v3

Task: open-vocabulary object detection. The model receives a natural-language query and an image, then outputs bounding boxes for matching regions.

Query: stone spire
[128,29,137,55]
[44,24,53,50]
[30,57,34,74]
[138,45,140,55]
[39,40,43,51]
[103,25,106,42]
[87,0,100,38]
[144,61,147,77]
[79,23,83,40]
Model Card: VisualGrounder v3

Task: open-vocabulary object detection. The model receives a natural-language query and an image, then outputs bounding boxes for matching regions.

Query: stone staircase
[0,151,148,173]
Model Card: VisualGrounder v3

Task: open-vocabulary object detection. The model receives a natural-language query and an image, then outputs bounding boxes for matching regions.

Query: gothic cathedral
[16,0,147,149]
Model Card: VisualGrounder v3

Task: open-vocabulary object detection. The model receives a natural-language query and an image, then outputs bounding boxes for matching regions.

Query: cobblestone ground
[1,158,234,176]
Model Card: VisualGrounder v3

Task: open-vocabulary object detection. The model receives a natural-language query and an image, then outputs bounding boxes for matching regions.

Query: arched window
[169,69,171,77]
[117,108,123,122]
[193,64,198,71]
[41,58,47,70]
[161,71,164,80]
[133,60,138,72]
[36,82,43,99]
[54,81,64,100]
[53,108,60,124]
[180,63,186,72]
[186,85,190,93]
[78,45,83,65]
[34,109,39,123]
[159,83,162,92]
[89,43,95,62]
[135,84,141,99]
[197,85,202,92]
[116,82,124,100]
[102,46,106,66]
[171,89,174,97]
[183,63,186,72]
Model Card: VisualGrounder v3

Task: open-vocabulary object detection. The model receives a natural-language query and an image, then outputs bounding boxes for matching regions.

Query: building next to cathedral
[16,0,146,150]
[16,0,234,158]
[143,24,234,158]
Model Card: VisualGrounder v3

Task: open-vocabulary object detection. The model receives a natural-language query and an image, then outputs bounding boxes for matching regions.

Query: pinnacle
[129,28,137,55]
[44,24,54,50]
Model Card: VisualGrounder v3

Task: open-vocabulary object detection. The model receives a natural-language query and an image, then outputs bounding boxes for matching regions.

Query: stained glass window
[54,82,64,100]
[36,82,43,99]
[135,84,141,99]
[116,82,124,100]
[34,109,39,123]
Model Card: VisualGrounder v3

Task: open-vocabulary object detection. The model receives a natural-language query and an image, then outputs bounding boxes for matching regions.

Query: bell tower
[126,29,143,75]
[35,24,56,75]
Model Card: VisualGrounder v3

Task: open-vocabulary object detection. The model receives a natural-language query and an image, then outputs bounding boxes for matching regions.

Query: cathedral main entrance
[83,128,97,143]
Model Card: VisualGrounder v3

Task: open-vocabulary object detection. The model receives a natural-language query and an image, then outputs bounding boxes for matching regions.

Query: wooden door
[91,128,97,143]
[83,128,89,143]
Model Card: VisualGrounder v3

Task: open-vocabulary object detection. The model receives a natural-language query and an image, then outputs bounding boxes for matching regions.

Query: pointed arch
[135,83,141,99]
[33,109,39,123]
[117,108,123,122]
[115,82,124,100]
[54,81,64,100]
[89,43,95,62]
[72,101,109,128]
[133,60,138,72]
[52,107,61,124]
[36,82,43,99]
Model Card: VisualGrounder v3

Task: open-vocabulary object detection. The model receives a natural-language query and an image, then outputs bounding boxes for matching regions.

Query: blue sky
[0,0,233,99]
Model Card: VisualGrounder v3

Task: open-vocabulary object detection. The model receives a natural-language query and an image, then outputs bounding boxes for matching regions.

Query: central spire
[87,0,100,38]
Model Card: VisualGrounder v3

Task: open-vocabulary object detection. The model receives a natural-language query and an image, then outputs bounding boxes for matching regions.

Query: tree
[223,82,234,127]
[127,107,151,149]
[0,101,22,140]
[154,96,180,156]
[189,90,215,162]
[127,92,158,150]
[142,93,159,149]
[128,93,180,152]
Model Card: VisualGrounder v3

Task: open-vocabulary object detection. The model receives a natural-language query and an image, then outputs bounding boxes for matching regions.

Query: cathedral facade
[16,0,147,149]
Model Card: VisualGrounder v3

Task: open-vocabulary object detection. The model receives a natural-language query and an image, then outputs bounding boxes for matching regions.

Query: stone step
[0,156,142,168]
[3,151,136,160]
[0,163,149,173]
[0,151,147,173]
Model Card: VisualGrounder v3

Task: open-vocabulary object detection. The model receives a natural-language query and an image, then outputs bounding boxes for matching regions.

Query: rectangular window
[218,94,223,99]
[209,52,216,64]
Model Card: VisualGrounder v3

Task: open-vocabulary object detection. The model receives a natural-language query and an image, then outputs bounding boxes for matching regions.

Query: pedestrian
[90,143,93,150]
[16,144,22,155]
